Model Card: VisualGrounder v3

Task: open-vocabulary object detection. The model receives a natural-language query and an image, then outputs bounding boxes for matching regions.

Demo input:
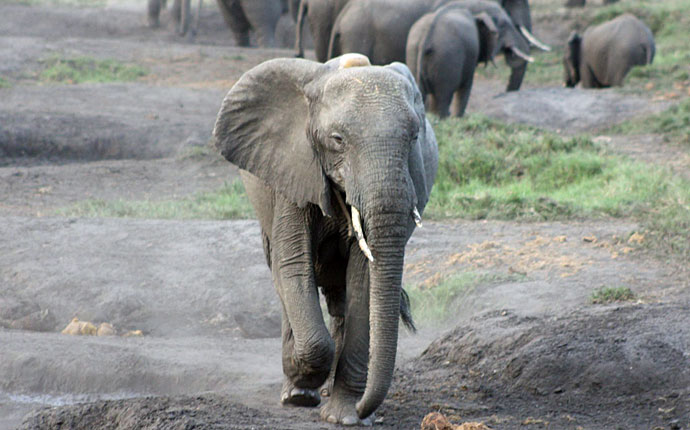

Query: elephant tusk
[351,206,374,262]
[412,207,423,228]
[519,26,551,52]
[510,46,534,63]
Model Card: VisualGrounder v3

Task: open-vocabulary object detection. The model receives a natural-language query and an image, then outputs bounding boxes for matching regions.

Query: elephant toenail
[341,416,358,426]
[327,415,339,424]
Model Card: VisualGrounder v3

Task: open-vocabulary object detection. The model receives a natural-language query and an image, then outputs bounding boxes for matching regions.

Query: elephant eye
[330,132,344,145]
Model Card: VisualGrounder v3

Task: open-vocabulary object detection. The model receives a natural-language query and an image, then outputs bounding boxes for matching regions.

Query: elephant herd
[148,0,654,116]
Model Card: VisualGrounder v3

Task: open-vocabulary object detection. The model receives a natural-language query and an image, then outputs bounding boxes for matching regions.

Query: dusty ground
[0,2,688,430]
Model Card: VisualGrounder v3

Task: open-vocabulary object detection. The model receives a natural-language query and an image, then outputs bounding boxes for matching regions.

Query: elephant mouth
[332,190,422,263]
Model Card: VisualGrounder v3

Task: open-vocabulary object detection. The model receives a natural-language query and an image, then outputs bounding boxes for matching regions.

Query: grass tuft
[407,272,521,324]
[590,286,636,304]
[608,99,690,145]
[0,77,11,88]
[59,180,254,220]
[39,56,147,84]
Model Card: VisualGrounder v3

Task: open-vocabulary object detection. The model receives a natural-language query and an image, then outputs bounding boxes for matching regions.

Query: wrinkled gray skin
[329,0,531,91]
[215,0,286,47]
[407,6,498,117]
[213,56,438,425]
[564,14,654,88]
[295,0,351,62]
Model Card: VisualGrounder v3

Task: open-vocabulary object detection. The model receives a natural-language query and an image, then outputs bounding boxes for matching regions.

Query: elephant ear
[476,12,499,65]
[383,62,432,210]
[213,58,334,216]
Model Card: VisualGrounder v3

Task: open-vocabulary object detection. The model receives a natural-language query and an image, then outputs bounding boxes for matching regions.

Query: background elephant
[496,0,550,91]
[564,14,654,88]
[440,0,535,91]
[148,0,198,36]
[328,0,433,65]
[215,0,285,47]
[329,0,533,91]
[407,6,498,117]
[294,0,351,62]
[213,54,438,425]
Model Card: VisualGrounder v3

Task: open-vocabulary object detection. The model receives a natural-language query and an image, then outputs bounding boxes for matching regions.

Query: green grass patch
[407,272,521,324]
[58,180,254,220]
[590,286,636,304]
[608,99,690,145]
[426,114,690,257]
[0,77,11,89]
[39,56,147,84]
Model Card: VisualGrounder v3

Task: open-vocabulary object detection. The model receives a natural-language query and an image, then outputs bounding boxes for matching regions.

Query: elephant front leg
[280,311,323,407]
[272,201,334,408]
[320,245,373,426]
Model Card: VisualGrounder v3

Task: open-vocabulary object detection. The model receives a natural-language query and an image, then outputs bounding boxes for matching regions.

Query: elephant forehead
[324,68,412,102]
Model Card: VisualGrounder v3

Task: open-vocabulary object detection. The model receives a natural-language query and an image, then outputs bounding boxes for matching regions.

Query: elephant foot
[320,393,373,426]
[280,379,321,407]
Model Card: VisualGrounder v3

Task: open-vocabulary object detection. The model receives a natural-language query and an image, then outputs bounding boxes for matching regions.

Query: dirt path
[0,2,688,430]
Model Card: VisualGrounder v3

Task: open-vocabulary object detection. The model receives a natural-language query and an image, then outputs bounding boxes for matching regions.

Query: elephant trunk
[349,149,412,419]
[506,61,527,92]
[356,242,404,419]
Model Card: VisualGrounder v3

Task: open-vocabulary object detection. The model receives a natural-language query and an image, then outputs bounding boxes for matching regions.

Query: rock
[97,322,116,336]
[61,317,98,335]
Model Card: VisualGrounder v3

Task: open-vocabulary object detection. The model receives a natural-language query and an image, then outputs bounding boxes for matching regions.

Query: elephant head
[500,0,551,51]
[213,54,434,419]
[563,31,582,87]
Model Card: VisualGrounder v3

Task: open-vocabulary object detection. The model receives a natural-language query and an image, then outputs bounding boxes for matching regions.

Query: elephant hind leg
[148,0,162,27]
[451,73,475,118]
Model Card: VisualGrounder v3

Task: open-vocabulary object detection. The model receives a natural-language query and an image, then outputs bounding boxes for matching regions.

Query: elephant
[148,0,200,36]
[328,0,534,91]
[496,0,551,91]
[407,5,498,117]
[215,0,285,47]
[564,14,654,88]
[295,0,351,62]
[212,53,438,425]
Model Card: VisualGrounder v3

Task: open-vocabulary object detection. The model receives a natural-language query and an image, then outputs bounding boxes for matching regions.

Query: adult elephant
[216,0,285,47]
[496,0,550,91]
[407,5,498,117]
[294,0,351,62]
[564,14,654,88]
[213,53,437,426]
[329,0,533,91]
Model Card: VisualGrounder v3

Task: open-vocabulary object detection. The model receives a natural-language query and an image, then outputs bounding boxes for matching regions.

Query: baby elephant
[407,4,497,118]
[564,14,654,88]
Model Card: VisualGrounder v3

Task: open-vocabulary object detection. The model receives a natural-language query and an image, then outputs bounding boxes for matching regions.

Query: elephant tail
[400,288,416,332]
[646,41,655,64]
